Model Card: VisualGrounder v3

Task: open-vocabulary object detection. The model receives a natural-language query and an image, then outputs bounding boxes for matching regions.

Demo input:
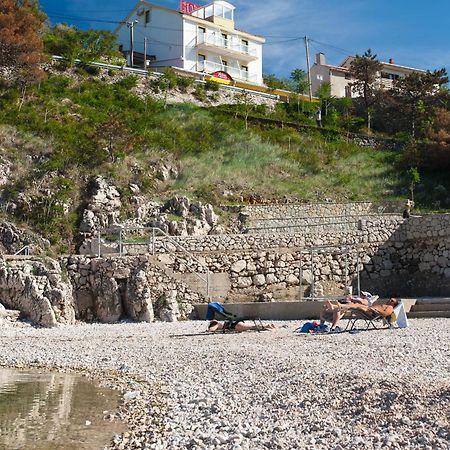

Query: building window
[221,33,228,47]
[345,72,352,80]
[198,53,206,71]
[198,26,206,44]
[145,10,151,24]
[381,72,400,80]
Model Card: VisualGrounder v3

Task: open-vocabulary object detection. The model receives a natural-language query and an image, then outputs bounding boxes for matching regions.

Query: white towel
[392,303,409,328]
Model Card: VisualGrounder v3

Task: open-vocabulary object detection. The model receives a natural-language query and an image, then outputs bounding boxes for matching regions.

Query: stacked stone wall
[84,214,450,300]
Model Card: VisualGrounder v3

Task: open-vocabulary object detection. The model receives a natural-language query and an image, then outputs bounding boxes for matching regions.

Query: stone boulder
[157,289,180,322]
[0,257,75,327]
[125,264,154,322]
[90,273,123,323]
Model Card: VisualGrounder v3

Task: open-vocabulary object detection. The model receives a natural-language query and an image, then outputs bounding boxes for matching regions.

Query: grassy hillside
[0,70,449,248]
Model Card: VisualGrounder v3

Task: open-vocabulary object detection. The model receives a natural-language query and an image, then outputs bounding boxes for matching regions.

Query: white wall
[116,6,184,68]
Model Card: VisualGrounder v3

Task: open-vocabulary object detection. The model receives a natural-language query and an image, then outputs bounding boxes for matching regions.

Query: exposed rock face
[0,258,75,327]
[65,255,202,324]
[79,176,122,234]
[125,264,154,322]
[0,222,50,256]
[78,183,223,254]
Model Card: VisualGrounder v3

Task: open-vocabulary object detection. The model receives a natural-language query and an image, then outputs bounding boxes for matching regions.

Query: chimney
[389,58,395,64]
[316,52,326,65]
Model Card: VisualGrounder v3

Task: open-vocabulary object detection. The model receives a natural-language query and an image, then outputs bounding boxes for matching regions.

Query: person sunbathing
[207,320,276,332]
[319,298,399,332]
[339,291,375,306]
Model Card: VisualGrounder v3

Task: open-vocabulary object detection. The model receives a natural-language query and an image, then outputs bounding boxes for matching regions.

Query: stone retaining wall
[241,202,373,221]
[84,214,450,301]
[2,214,449,326]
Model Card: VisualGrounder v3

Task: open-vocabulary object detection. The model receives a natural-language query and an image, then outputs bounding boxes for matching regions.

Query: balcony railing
[197,33,257,58]
[197,60,257,83]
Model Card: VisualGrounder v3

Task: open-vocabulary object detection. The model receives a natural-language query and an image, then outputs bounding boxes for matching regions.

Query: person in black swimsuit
[207,320,276,332]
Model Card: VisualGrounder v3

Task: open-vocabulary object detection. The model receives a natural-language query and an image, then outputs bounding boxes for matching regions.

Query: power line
[309,38,354,57]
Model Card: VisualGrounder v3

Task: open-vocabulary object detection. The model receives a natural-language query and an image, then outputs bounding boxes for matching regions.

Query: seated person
[339,291,375,306]
[207,320,276,332]
[319,298,399,332]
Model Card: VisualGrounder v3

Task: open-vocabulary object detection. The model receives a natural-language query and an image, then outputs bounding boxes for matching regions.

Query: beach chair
[205,302,262,331]
[343,308,391,332]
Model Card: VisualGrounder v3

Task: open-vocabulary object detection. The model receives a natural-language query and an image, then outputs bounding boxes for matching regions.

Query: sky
[38,0,450,78]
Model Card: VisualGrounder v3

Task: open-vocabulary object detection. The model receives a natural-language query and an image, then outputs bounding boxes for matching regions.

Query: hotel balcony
[196,33,258,62]
[197,60,258,83]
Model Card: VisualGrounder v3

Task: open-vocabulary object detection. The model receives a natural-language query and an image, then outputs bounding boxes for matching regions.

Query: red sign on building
[211,71,233,81]
[180,0,202,14]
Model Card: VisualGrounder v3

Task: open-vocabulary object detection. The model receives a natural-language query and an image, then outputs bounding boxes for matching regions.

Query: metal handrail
[96,226,210,299]
[14,245,30,256]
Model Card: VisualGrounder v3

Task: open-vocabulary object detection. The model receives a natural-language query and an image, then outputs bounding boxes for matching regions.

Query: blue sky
[38,0,450,78]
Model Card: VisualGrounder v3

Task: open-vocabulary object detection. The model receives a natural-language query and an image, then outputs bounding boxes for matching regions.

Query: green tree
[43,25,120,65]
[393,68,448,138]
[407,167,420,202]
[263,73,293,91]
[290,68,308,113]
[349,49,382,132]
[315,82,333,116]
[0,0,47,86]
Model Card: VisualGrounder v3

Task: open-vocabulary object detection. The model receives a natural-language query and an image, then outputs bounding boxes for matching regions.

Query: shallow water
[0,368,125,450]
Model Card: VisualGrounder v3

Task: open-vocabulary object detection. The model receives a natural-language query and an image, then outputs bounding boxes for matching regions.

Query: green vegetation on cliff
[0,71,449,250]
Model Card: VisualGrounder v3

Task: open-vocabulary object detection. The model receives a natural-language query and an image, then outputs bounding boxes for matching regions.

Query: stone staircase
[407,298,450,319]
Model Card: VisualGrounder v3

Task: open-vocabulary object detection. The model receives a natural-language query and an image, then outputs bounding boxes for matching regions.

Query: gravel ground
[0,318,449,450]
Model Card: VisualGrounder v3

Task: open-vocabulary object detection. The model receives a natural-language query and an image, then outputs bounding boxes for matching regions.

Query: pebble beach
[0,318,449,450]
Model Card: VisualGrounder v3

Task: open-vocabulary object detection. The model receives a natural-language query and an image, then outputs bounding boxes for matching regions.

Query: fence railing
[13,245,30,256]
[95,226,210,299]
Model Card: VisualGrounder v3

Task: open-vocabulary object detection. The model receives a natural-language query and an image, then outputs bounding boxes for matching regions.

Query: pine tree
[393,69,448,138]
[0,0,46,85]
[349,49,382,132]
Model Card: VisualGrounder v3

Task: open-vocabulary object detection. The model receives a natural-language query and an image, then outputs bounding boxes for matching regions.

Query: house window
[198,26,206,44]
[145,10,151,24]
[198,53,206,71]
[345,72,352,80]
[221,33,228,47]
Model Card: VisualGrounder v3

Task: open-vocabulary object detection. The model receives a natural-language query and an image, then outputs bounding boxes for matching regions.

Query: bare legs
[235,322,276,332]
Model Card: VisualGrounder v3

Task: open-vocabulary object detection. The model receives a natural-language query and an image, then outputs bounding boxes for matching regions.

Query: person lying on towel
[319,298,399,333]
[207,320,276,332]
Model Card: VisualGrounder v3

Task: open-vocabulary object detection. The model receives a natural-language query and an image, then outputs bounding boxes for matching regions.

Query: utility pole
[304,35,313,102]
[143,37,147,70]
[127,20,138,67]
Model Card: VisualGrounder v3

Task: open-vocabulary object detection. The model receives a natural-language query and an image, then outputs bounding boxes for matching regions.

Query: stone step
[411,303,450,312]
[407,311,450,319]
[414,298,450,304]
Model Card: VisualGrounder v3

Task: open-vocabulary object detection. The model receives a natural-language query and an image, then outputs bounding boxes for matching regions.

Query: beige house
[311,52,426,98]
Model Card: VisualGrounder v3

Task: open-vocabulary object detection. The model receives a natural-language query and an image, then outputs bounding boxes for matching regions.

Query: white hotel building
[115,0,265,85]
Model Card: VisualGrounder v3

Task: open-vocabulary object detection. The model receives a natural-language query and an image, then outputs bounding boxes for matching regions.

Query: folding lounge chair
[206,302,263,331]
[343,307,396,332]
